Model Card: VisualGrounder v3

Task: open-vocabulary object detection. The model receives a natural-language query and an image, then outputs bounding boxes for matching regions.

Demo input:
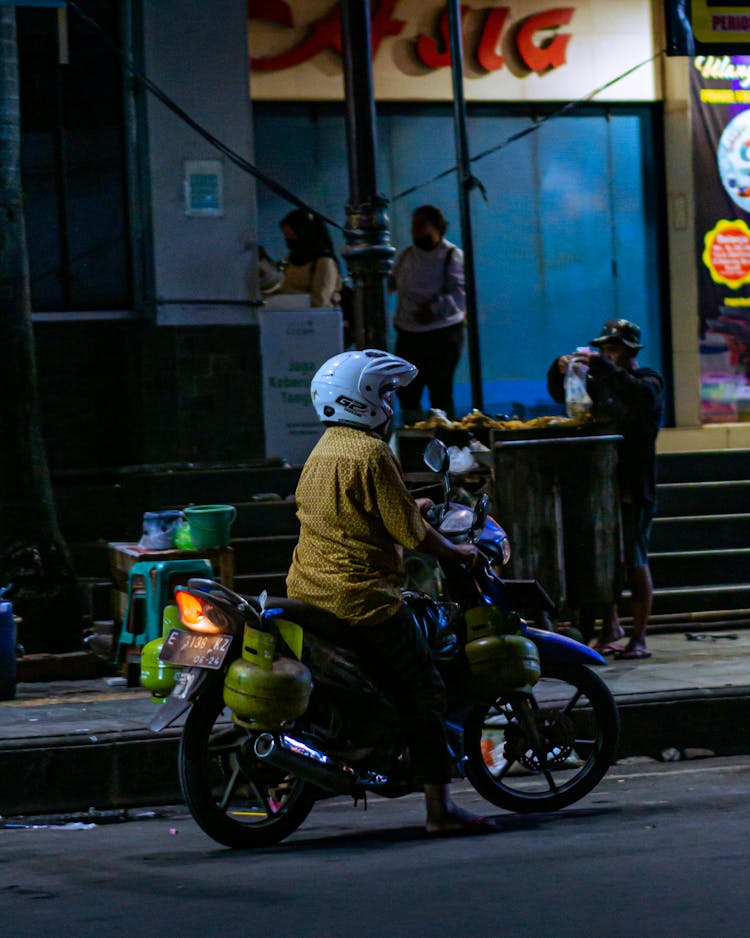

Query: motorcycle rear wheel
[465,662,619,813]
[179,684,316,848]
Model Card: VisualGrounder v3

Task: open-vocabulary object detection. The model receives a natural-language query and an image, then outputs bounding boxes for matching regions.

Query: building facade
[17,0,750,471]
[251,0,670,422]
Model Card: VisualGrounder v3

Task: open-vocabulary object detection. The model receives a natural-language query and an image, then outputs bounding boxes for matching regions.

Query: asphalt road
[3,755,750,938]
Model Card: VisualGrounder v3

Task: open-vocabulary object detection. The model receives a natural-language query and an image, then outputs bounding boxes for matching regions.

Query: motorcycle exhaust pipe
[253,733,360,796]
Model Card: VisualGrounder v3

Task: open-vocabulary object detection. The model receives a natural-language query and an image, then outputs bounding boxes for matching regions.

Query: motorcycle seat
[246,595,359,649]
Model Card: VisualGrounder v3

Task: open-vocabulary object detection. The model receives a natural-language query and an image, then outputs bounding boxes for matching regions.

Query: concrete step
[142,466,302,508]
[231,535,298,572]
[234,571,288,597]
[53,463,302,543]
[234,499,299,537]
[655,480,750,517]
[649,548,750,588]
[651,513,750,551]
[56,483,139,543]
[657,449,750,484]
[639,582,750,616]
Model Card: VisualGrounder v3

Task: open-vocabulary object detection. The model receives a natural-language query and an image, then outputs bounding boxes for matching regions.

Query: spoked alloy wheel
[179,684,315,848]
[465,663,620,813]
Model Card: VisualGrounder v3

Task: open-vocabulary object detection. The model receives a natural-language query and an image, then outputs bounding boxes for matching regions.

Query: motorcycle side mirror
[423,437,451,502]
[423,437,449,474]
[473,493,490,533]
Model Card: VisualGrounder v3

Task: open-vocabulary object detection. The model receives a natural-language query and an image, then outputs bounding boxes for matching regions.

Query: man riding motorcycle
[286,349,497,836]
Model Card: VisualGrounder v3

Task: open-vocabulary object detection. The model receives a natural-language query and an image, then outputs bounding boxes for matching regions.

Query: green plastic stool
[117,558,213,662]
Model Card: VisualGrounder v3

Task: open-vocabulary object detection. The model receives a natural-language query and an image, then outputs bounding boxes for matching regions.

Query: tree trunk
[0,9,81,653]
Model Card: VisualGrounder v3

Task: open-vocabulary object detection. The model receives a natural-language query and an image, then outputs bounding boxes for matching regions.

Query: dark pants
[395,323,465,419]
[352,605,452,785]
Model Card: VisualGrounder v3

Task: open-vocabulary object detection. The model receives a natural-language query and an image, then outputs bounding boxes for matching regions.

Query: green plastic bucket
[184,504,237,549]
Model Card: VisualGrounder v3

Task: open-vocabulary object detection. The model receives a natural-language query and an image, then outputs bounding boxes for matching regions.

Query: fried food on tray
[405,409,596,432]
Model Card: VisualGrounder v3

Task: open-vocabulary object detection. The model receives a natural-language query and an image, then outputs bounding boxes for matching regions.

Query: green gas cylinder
[140,605,184,702]
[465,633,541,700]
[223,623,312,729]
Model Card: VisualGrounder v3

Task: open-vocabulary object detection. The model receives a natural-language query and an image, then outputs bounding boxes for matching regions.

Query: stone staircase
[52,461,302,630]
[644,449,750,624]
[55,447,750,641]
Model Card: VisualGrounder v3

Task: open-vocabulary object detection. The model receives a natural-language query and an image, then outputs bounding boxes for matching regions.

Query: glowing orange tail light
[175,589,219,634]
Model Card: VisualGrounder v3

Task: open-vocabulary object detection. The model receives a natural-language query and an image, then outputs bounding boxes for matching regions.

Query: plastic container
[565,358,592,418]
[173,520,194,550]
[184,504,237,549]
[0,599,17,701]
[138,510,184,550]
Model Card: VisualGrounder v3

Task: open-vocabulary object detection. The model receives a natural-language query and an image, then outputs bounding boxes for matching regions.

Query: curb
[3,689,750,817]
[0,730,182,817]
[617,686,750,760]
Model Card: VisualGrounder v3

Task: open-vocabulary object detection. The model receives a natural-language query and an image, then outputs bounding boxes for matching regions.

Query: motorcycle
[146,439,620,848]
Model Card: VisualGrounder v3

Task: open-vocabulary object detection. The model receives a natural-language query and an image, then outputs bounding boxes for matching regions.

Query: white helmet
[311,349,418,430]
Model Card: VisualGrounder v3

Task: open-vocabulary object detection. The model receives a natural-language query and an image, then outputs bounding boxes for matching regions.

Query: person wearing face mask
[388,205,466,424]
[274,208,342,308]
[546,319,665,660]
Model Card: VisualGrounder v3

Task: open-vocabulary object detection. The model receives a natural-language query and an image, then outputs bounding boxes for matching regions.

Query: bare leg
[622,563,652,651]
[591,604,625,649]
[424,784,496,834]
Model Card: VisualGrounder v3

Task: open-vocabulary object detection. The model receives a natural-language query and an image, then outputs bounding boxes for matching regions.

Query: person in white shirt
[389,205,466,424]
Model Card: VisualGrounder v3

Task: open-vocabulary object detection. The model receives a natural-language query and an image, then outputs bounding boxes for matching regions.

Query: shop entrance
[254,102,668,419]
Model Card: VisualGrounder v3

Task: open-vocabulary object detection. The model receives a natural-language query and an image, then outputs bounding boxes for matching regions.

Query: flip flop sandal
[614,646,652,660]
[596,643,624,656]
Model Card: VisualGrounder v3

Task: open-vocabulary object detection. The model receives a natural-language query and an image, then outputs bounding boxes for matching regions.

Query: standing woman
[277,209,341,308]
[389,205,466,424]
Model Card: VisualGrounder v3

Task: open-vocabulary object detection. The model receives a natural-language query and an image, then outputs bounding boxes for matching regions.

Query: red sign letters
[248,1,575,75]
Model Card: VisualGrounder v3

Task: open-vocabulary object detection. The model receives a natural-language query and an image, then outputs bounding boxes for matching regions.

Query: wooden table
[108,542,235,589]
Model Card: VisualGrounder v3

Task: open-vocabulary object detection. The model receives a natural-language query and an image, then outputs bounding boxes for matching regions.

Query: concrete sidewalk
[1,630,750,817]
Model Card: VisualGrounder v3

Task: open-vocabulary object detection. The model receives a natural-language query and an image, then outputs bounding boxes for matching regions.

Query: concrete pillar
[140,0,257,325]
[662,53,702,428]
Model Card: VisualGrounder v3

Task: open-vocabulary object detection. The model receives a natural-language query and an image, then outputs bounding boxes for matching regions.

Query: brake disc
[503,709,576,770]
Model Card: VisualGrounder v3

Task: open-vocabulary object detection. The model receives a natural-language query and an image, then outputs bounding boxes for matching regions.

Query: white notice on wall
[259,307,343,465]
[184,160,224,217]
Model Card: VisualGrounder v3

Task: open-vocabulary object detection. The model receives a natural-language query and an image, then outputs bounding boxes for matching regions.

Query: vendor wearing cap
[547,319,665,660]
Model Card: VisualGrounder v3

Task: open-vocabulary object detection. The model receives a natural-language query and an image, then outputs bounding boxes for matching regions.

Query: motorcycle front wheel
[179,684,315,848]
[465,662,620,813]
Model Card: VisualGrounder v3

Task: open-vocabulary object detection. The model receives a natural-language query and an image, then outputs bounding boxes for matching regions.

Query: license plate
[159,629,233,669]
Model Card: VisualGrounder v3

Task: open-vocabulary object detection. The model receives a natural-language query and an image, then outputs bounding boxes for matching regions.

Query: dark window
[17,1,131,311]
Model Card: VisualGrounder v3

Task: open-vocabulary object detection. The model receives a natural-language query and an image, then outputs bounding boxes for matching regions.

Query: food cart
[398,412,622,639]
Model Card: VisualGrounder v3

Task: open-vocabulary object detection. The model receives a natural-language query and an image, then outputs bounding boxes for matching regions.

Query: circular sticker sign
[702,218,750,288]
[718,109,750,213]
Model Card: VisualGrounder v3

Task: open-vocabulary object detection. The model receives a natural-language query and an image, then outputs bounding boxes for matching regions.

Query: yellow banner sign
[693,2,750,45]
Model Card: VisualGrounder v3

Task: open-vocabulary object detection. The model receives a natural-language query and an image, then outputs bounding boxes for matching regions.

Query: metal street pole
[340,0,394,350]
[446,0,484,411]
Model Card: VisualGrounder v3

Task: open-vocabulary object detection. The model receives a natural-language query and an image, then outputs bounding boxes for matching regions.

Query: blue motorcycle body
[476,524,606,668]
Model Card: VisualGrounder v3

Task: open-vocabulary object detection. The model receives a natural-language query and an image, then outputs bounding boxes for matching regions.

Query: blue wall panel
[254,103,666,419]
[609,110,663,373]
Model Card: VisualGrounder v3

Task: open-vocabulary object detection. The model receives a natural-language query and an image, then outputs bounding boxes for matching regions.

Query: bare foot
[425,802,498,835]
[592,624,625,649]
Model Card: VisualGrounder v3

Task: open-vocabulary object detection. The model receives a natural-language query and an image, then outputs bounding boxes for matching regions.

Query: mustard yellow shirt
[286,426,428,626]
